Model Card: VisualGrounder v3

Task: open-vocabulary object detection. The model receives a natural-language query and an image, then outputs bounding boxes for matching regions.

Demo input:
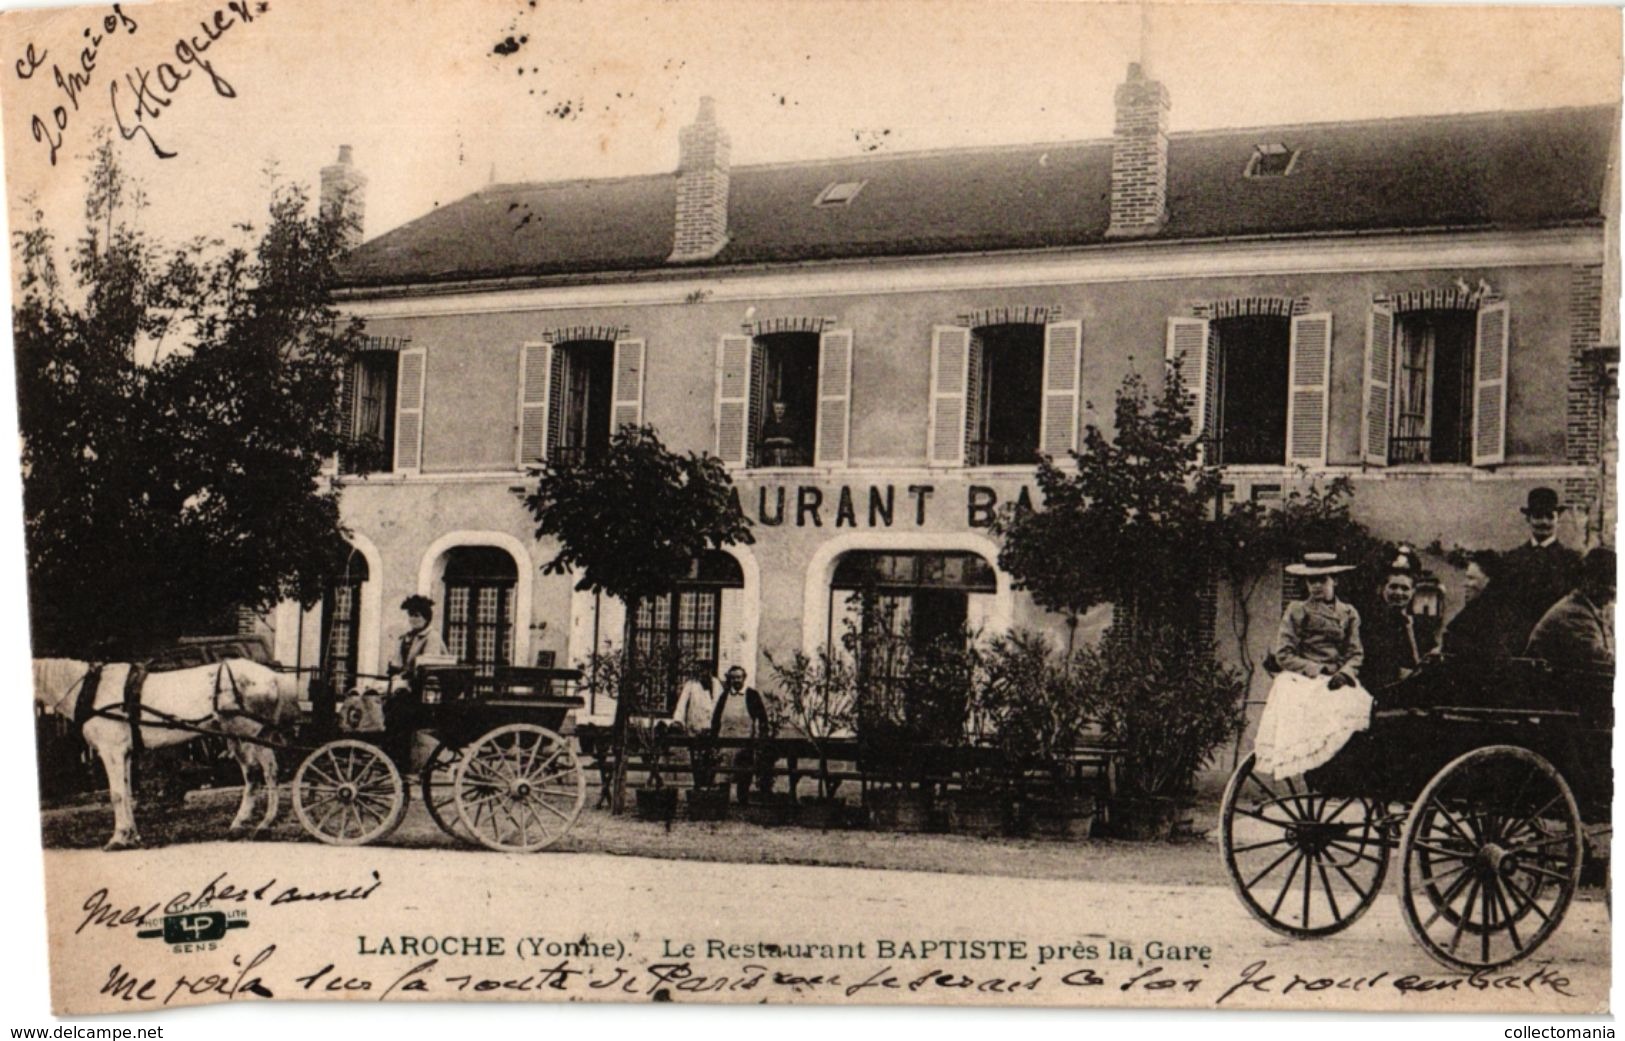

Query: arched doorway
[441,546,519,692]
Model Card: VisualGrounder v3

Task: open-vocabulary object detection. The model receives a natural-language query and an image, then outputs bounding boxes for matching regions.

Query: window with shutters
[552,340,614,466]
[340,352,398,473]
[967,323,1044,466]
[754,333,819,468]
[1212,316,1291,465]
[1390,310,1476,464]
[441,547,517,695]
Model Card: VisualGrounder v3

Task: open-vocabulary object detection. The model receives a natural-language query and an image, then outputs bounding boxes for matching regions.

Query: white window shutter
[515,342,552,468]
[393,347,427,474]
[325,358,356,476]
[610,338,646,433]
[1472,302,1510,467]
[715,334,753,465]
[1039,320,1083,457]
[1361,307,1394,466]
[1164,318,1210,445]
[1286,313,1332,467]
[928,326,971,467]
[815,328,854,466]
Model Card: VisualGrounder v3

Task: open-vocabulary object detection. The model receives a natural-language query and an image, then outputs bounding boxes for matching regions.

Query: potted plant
[684,735,730,821]
[765,645,857,830]
[1076,624,1245,840]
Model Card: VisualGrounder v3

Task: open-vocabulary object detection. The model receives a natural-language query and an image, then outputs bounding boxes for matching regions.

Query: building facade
[272,66,1620,730]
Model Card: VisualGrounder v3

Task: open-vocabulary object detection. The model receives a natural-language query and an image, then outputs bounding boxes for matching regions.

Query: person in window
[1436,551,1521,662]
[1252,552,1371,779]
[1526,547,1615,671]
[1504,487,1583,646]
[1360,549,1427,690]
[759,400,805,466]
[389,594,449,690]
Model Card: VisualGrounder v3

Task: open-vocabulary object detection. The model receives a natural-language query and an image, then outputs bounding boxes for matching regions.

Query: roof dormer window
[814,180,867,207]
[1245,143,1298,178]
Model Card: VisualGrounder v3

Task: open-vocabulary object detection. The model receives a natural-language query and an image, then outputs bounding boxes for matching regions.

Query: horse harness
[69,661,287,748]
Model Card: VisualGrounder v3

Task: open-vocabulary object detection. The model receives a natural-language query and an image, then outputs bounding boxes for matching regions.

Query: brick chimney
[668,97,731,263]
[320,145,367,249]
[1106,64,1169,239]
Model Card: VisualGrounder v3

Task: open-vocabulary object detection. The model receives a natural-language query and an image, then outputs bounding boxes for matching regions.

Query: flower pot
[944,791,1014,838]
[796,797,846,831]
[685,786,730,822]
[740,795,796,828]
[864,788,936,833]
[634,786,679,823]
[1022,796,1097,841]
[1102,795,1193,841]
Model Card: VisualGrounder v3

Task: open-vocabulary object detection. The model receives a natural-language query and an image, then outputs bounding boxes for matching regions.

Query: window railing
[966,439,1038,467]
[1389,432,1471,465]
[757,439,812,467]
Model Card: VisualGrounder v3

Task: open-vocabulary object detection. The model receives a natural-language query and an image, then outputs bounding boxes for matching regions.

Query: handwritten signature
[16,1,269,166]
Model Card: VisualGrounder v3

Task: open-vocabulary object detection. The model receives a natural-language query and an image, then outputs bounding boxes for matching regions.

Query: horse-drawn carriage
[1220,656,1612,971]
[291,663,587,852]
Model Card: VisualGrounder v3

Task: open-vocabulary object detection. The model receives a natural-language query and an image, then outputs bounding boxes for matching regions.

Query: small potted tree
[765,646,857,830]
[1077,624,1245,839]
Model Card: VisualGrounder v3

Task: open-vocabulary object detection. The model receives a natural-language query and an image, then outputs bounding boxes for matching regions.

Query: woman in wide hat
[1253,552,1372,778]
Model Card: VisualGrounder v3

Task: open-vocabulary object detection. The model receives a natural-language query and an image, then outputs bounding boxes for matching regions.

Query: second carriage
[1220,657,1611,971]
[291,663,587,852]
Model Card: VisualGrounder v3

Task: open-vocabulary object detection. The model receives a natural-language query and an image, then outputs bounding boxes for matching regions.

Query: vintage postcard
[0,0,1618,1022]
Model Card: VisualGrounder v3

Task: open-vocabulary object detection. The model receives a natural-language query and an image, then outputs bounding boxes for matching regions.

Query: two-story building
[270,66,1619,729]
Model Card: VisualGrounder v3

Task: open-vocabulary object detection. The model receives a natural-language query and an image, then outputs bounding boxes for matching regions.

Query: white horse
[34,658,298,849]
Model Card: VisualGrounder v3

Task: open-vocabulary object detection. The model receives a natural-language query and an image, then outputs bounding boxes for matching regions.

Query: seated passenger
[1437,551,1521,661]
[1526,547,1615,671]
[1252,552,1372,778]
[1361,548,1427,690]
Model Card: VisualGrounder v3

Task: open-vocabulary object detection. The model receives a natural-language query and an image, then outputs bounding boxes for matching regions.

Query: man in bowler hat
[1503,487,1582,645]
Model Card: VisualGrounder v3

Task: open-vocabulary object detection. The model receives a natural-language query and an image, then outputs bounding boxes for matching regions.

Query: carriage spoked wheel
[1399,745,1582,971]
[293,739,407,846]
[1221,753,1390,938]
[454,724,585,853]
[420,740,474,844]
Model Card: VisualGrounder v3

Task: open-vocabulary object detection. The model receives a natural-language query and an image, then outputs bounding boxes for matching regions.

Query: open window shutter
[610,338,646,432]
[393,347,427,473]
[815,328,854,466]
[515,342,552,467]
[326,358,357,475]
[928,326,971,466]
[1286,313,1332,466]
[1362,307,1394,466]
[1164,318,1210,445]
[715,334,753,465]
[1472,302,1509,467]
[1040,320,1083,456]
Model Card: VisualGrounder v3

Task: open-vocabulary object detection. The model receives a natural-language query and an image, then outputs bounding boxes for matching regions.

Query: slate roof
[336,105,1616,291]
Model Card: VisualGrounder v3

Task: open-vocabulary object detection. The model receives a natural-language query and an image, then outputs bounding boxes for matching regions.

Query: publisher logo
[137,907,249,953]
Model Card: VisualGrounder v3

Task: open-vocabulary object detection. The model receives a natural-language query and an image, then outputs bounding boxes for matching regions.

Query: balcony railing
[1389,432,1470,465]
[757,438,812,468]
[966,439,1038,467]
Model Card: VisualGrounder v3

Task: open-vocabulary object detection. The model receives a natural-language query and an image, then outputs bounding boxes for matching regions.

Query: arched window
[629,551,745,710]
[829,550,996,725]
[442,546,518,691]
[320,552,370,695]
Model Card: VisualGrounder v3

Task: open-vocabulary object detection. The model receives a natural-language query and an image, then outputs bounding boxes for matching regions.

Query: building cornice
[337,226,1604,321]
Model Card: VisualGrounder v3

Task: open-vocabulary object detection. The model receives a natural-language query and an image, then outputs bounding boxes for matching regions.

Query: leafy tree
[992,367,1225,644]
[522,423,753,809]
[13,134,369,655]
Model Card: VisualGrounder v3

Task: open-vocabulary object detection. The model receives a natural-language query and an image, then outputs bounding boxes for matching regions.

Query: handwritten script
[16,1,268,166]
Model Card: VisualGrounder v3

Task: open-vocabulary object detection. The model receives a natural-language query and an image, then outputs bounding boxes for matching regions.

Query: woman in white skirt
[1253,552,1372,778]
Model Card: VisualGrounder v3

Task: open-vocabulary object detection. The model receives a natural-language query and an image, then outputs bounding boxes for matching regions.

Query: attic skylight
[814,180,867,207]
[1245,143,1299,178]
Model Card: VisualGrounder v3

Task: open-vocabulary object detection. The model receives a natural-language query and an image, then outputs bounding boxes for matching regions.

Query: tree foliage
[13,135,367,654]
[992,367,1225,631]
[522,424,754,605]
